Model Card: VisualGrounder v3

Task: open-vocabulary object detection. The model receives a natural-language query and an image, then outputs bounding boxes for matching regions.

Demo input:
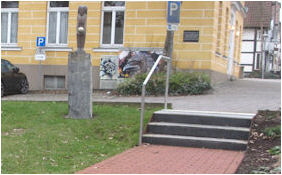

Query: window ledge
[93,47,121,52]
[122,47,164,52]
[1,45,22,51]
[43,46,73,52]
[93,47,164,53]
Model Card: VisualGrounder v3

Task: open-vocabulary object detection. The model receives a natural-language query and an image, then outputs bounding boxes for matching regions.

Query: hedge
[117,72,211,96]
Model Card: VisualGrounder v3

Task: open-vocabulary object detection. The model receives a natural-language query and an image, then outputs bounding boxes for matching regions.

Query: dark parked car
[1,59,29,97]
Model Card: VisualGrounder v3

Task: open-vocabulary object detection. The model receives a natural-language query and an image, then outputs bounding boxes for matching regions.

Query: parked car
[1,59,29,97]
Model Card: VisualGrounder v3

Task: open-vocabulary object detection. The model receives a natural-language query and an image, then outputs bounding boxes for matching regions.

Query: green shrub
[263,125,281,139]
[117,72,211,96]
[268,146,281,155]
[251,167,271,174]
[116,74,146,95]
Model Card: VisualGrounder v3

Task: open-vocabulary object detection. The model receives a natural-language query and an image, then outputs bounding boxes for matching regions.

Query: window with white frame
[47,1,69,46]
[101,1,125,47]
[255,53,261,70]
[1,1,18,45]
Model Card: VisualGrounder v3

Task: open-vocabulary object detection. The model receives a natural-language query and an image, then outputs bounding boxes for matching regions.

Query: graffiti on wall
[100,56,118,80]
[118,51,161,78]
[100,51,162,80]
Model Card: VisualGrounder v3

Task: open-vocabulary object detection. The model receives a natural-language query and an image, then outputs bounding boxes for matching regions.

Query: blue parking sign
[36,37,46,47]
[167,1,181,24]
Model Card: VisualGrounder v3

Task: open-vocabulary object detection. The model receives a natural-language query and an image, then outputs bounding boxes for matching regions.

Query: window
[44,75,65,89]
[257,30,261,40]
[1,1,18,45]
[255,53,261,70]
[47,1,69,46]
[256,30,267,41]
[101,1,125,47]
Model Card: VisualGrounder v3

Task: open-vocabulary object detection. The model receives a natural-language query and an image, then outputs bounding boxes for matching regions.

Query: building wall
[1,1,246,90]
[174,1,215,71]
[241,28,256,72]
[241,1,281,74]
[124,2,167,48]
[233,8,244,77]
[213,1,230,76]
[211,2,245,78]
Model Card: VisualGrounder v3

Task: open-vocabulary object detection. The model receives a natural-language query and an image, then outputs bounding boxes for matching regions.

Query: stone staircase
[142,110,255,150]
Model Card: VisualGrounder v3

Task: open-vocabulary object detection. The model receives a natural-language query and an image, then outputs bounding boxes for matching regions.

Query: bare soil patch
[236,110,281,174]
[2,128,25,136]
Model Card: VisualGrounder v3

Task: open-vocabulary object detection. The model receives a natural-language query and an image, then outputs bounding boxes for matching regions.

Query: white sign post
[35,54,46,61]
[35,47,46,61]
[167,24,178,31]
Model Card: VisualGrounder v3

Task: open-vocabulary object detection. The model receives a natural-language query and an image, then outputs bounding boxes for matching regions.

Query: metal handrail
[139,55,171,145]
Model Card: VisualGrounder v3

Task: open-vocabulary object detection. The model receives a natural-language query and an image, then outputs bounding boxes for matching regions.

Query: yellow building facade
[1,1,246,90]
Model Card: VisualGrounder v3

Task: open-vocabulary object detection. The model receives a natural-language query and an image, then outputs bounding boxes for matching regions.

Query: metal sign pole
[165,30,174,74]
[36,47,43,90]
[165,1,181,73]
[35,37,46,90]
[39,59,42,90]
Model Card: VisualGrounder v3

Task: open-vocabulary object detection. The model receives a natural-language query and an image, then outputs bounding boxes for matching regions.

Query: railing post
[139,55,171,146]
[139,84,146,146]
[164,59,171,109]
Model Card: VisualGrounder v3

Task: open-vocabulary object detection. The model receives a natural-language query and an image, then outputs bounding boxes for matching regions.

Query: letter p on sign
[167,1,181,24]
[169,2,178,16]
[36,37,46,47]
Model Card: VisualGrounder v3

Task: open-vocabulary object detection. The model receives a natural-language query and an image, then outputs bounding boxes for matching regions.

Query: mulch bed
[236,110,281,174]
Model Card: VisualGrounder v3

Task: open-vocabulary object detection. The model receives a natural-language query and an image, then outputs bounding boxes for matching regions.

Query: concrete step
[142,134,248,151]
[152,110,254,127]
[142,109,255,150]
[146,122,250,140]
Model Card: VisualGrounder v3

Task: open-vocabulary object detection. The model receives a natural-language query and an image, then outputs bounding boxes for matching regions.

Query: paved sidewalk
[2,78,281,113]
[172,78,281,113]
[76,144,245,174]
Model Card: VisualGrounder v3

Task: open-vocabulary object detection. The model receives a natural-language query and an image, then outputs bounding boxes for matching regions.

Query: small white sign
[167,24,178,31]
[35,54,46,61]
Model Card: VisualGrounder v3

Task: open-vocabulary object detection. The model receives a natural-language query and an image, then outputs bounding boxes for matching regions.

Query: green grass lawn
[1,101,160,174]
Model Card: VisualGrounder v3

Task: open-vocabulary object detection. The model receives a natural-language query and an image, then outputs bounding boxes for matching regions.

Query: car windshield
[1,60,16,72]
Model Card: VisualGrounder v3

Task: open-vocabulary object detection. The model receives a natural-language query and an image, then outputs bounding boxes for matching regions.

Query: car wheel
[1,82,4,97]
[20,78,29,94]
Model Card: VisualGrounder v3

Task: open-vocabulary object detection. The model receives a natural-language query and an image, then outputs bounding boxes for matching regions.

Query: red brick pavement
[76,144,245,174]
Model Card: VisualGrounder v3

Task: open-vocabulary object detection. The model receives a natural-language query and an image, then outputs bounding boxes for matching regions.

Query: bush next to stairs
[117,72,211,96]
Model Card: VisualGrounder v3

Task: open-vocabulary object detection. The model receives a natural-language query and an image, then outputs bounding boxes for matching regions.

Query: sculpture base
[68,51,92,119]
